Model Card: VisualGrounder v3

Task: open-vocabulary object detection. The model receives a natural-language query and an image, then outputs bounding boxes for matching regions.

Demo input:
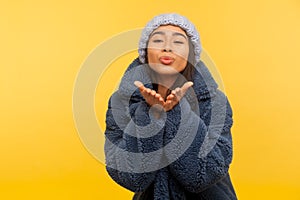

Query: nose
[162,40,172,52]
[163,48,172,52]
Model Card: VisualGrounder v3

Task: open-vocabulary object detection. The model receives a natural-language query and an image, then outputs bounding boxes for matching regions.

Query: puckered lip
[159,56,175,65]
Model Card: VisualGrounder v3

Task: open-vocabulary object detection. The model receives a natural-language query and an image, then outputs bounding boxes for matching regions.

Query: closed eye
[153,39,163,43]
[174,41,184,44]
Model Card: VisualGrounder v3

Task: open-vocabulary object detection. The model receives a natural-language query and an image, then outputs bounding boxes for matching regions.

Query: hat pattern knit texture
[138,13,202,63]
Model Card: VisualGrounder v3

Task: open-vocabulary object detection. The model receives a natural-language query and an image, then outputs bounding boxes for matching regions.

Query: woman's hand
[134,81,165,108]
[134,81,193,112]
[164,81,193,111]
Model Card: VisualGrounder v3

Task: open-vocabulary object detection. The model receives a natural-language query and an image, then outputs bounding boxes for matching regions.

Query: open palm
[134,81,193,112]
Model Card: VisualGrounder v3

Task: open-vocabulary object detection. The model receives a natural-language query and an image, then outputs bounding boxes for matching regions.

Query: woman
[105,13,237,199]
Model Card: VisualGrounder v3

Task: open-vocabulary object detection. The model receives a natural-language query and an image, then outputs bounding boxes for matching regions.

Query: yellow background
[1,0,300,199]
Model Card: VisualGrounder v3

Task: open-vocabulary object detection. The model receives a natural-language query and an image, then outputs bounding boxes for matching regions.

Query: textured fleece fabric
[104,58,237,200]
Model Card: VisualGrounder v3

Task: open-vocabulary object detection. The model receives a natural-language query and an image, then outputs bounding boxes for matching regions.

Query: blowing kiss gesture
[134,81,193,113]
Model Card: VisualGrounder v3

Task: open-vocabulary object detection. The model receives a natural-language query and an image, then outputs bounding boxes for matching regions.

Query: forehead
[151,25,187,37]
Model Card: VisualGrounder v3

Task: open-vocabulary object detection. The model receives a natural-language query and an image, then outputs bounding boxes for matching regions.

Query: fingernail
[134,81,142,87]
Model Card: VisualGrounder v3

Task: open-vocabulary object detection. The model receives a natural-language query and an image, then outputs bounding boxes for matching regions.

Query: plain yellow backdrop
[1,0,300,199]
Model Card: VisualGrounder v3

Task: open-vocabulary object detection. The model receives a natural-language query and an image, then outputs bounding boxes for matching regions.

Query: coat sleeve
[165,89,234,193]
[104,91,165,192]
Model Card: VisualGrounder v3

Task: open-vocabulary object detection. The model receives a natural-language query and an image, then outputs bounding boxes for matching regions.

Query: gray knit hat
[138,13,201,63]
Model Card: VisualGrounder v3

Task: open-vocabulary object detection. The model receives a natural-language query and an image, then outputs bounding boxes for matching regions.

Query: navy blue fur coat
[105,58,237,200]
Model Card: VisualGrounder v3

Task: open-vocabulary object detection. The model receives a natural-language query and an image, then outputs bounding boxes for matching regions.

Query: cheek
[147,49,158,63]
[177,58,188,70]
[175,48,189,63]
[174,45,189,59]
[175,48,189,71]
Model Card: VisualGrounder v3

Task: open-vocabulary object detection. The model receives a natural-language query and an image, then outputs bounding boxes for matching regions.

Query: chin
[149,63,180,75]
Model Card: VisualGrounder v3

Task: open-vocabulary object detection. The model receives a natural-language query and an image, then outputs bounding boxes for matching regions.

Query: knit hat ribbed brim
[138,13,201,63]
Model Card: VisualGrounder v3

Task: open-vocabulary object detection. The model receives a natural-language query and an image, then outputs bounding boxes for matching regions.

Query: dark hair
[180,38,196,82]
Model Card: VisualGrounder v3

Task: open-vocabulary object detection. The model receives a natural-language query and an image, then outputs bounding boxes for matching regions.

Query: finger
[145,88,151,94]
[140,87,151,99]
[175,88,181,97]
[134,81,148,96]
[141,91,156,106]
[148,90,164,105]
[134,81,145,89]
[150,90,163,105]
[152,93,165,106]
[163,100,172,111]
[173,82,194,100]
[170,88,181,99]
[155,93,165,103]
[169,97,178,107]
[150,90,156,96]
[159,97,165,104]
[166,93,175,101]
[181,81,193,94]
[164,99,177,111]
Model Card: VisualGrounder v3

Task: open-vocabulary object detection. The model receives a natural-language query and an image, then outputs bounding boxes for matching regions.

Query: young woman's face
[147,25,189,76]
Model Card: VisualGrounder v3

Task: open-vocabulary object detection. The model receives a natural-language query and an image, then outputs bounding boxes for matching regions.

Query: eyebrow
[150,31,188,40]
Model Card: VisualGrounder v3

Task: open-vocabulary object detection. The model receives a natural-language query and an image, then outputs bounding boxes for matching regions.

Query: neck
[156,74,178,89]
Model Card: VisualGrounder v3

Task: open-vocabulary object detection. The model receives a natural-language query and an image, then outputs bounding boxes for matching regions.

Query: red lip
[159,56,174,65]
